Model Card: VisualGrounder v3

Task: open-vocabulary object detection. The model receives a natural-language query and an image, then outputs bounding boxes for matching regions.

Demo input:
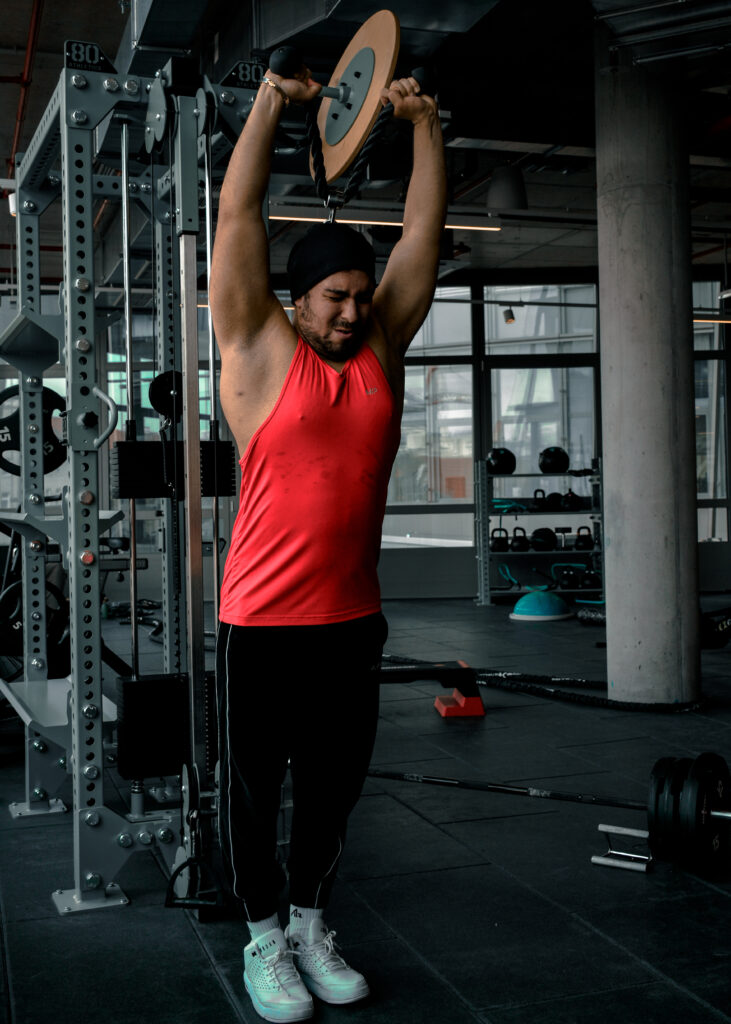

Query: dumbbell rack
[475,462,604,605]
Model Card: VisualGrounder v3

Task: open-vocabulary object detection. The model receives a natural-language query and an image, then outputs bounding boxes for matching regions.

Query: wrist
[259,74,289,108]
[412,107,440,132]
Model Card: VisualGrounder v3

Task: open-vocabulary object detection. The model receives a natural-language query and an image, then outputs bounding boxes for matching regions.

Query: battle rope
[381,653,705,714]
[306,98,394,212]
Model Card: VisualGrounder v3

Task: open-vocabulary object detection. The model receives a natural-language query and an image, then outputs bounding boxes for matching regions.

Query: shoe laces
[263,946,302,988]
[310,930,348,971]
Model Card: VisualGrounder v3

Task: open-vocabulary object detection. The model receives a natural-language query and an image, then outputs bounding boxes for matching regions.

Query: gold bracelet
[261,76,289,106]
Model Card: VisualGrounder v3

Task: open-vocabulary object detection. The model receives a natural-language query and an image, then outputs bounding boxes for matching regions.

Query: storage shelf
[478,459,604,606]
[487,472,599,479]
[492,588,603,595]
[489,509,597,516]
[489,549,599,555]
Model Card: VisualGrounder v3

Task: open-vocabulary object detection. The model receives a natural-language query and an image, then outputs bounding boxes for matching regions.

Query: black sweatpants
[216,612,387,922]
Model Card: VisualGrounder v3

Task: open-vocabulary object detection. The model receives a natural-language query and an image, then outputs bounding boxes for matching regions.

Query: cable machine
[0,35,245,912]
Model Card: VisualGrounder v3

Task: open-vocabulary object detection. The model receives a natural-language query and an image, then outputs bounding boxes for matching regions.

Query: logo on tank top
[365,386,378,395]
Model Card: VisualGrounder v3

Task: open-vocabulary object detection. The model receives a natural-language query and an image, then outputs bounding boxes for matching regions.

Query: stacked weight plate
[648,752,731,873]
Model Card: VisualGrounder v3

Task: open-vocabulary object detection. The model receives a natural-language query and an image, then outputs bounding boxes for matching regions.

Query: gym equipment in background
[485,447,517,474]
[539,446,570,474]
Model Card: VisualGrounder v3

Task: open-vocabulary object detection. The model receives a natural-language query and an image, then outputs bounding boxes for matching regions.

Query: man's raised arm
[209,70,321,350]
[373,78,447,355]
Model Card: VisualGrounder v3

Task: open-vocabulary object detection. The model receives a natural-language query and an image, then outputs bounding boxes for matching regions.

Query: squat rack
[0,38,252,912]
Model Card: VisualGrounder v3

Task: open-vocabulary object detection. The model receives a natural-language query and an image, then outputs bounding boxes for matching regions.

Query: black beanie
[287,222,376,302]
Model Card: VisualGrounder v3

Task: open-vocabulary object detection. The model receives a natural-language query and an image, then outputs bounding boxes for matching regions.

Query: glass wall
[490,364,596,485]
[693,281,728,541]
[384,287,474,547]
[484,284,597,355]
[485,285,598,505]
[408,285,472,356]
[1,280,727,572]
[388,364,473,506]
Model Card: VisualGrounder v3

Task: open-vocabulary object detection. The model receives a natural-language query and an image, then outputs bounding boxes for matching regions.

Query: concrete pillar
[595,39,700,704]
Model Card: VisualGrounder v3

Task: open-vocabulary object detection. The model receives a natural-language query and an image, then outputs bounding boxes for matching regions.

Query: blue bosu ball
[509,590,573,622]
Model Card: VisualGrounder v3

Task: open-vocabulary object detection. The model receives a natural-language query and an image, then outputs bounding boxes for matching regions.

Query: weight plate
[0,385,66,476]
[144,74,172,154]
[655,757,692,858]
[0,579,68,657]
[148,370,183,422]
[324,46,376,146]
[647,756,676,854]
[174,763,200,899]
[678,753,731,872]
[688,751,730,782]
[313,9,400,184]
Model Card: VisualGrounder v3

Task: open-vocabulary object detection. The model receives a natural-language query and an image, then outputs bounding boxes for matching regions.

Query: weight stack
[116,670,217,780]
[110,440,236,499]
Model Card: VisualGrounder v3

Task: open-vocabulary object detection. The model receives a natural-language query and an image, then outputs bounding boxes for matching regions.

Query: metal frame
[0,53,190,912]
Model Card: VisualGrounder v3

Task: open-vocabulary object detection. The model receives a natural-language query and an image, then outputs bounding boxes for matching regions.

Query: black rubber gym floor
[2,597,731,1024]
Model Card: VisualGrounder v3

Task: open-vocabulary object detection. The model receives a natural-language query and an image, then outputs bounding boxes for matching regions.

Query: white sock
[289,905,324,934]
[248,912,281,942]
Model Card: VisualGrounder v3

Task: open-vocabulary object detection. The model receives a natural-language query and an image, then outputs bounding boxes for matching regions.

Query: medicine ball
[539,446,570,474]
[485,447,516,475]
[530,527,557,552]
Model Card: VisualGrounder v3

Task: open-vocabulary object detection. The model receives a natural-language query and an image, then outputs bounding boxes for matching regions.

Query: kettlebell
[545,491,563,511]
[530,527,557,552]
[490,527,509,552]
[580,570,602,589]
[485,447,516,475]
[574,526,594,551]
[561,489,581,511]
[556,566,580,589]
[533,488,546,510]
[510,527,530,552]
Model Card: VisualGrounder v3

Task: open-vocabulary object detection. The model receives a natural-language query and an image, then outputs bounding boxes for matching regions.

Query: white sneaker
[285,921,370,1005]
[243,927,314,1022]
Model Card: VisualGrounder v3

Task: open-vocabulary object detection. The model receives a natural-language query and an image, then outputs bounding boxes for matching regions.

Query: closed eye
[324,290,373,304]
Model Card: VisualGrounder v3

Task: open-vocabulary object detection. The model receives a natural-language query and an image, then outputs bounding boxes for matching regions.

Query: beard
[295,297,364,361]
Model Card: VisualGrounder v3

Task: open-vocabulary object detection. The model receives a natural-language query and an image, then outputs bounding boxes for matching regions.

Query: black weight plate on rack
[678,753,731,873]
[0,385,66,476]
[0,579,68,656]
[656,757,692,859]
[647,756,676,855]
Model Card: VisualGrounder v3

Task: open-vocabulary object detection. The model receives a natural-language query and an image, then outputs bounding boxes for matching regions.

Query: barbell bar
[368,750,731,874]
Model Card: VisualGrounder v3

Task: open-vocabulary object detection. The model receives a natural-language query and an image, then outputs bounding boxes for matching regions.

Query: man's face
[293,270,374,362]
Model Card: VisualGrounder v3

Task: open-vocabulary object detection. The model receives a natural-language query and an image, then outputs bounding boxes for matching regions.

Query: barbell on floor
[368,750,731,875]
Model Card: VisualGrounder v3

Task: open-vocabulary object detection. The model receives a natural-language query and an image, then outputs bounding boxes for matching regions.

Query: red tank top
[219,338,401,625]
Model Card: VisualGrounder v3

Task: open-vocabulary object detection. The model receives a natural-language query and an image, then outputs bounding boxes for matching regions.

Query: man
[209,56,446,1023]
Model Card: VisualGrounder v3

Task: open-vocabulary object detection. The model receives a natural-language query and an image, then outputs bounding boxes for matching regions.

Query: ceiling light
[503,307,516,324]
[268,209,501,232]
